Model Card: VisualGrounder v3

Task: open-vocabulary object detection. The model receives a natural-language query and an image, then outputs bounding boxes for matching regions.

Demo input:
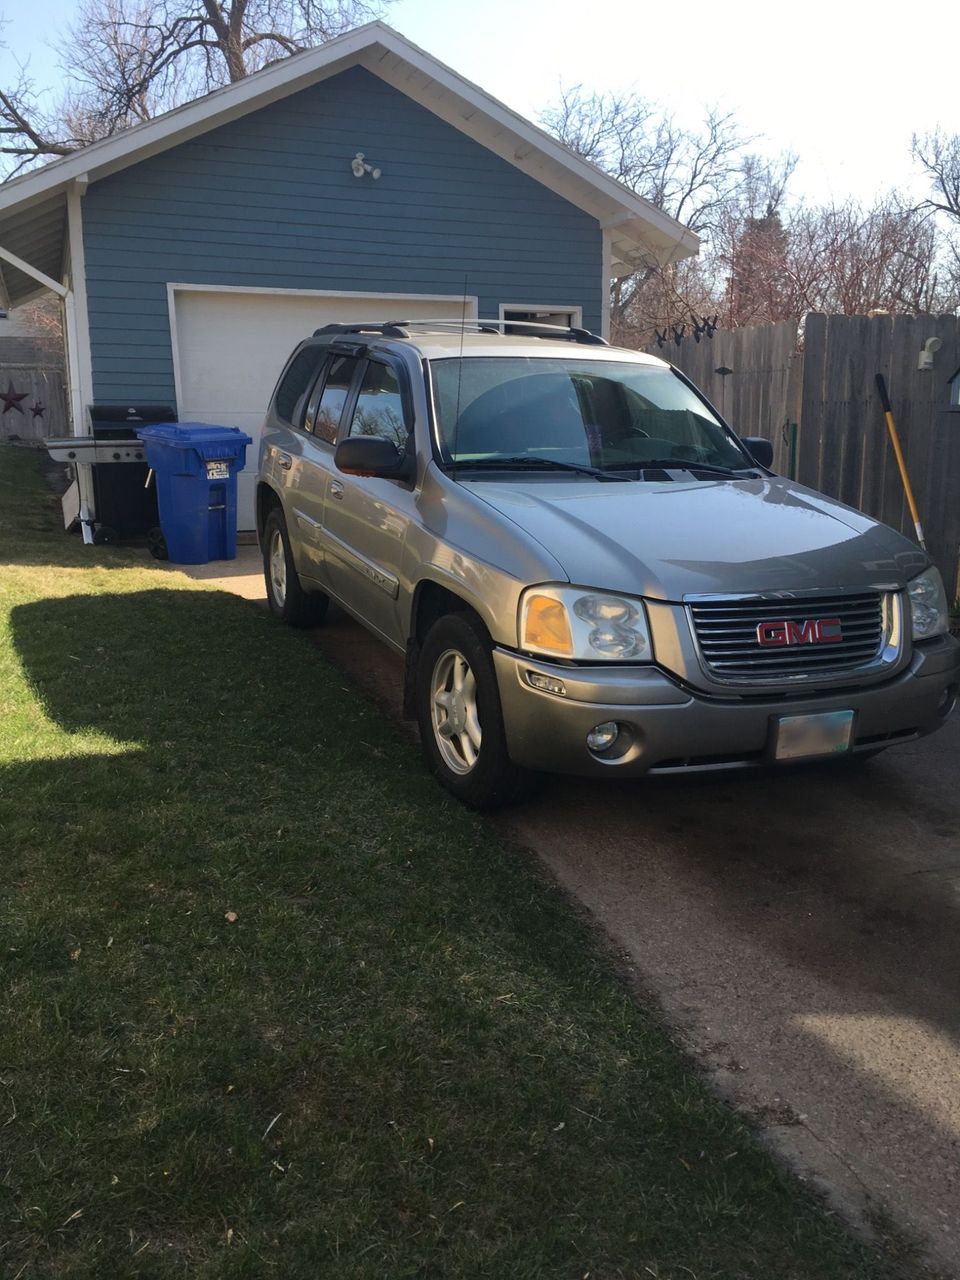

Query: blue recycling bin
[136,423,252,564]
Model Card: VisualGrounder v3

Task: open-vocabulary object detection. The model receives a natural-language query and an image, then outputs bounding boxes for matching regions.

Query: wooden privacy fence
[655,314,960,599]
[0,364,68,442]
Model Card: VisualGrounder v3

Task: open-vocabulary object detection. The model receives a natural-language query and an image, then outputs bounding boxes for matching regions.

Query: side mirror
[335,435,415,482]
[741,436,774,469]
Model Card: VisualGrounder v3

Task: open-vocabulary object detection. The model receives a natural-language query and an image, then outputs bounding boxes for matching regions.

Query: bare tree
[541,85,799,345]
[912,129,960,223]
[16,294,65,362]
[542,87,752,235]
[797,199,944,315]
[0,67,84,177]
[1,0,390,174]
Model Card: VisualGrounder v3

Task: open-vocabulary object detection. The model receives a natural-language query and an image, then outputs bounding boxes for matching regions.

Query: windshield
[429,358,752,473]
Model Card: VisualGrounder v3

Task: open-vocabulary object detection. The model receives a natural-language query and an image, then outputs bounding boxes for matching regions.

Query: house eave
[0,21,697,298]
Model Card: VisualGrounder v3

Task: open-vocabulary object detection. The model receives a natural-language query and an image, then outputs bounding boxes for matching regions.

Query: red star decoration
[1,381,27,414]
[30,401,45,419]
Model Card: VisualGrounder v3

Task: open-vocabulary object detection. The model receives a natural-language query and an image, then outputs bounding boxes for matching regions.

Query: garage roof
[0,22,698,306]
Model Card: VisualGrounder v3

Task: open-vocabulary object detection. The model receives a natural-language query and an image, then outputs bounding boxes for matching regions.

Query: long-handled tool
[875,373,926,550]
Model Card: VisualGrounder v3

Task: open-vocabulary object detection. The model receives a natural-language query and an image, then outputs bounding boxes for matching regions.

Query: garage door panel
[172,289,473,531]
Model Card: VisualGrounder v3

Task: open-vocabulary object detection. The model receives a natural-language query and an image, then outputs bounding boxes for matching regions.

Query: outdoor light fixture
[918,336,942,371]
[351,152,381,179]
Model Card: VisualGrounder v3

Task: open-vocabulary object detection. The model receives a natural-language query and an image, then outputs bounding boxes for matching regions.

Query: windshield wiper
[609,458,755,478]
[453,456,631,482]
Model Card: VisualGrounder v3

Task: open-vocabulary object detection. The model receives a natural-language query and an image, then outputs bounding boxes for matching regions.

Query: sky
[1,0,956,208]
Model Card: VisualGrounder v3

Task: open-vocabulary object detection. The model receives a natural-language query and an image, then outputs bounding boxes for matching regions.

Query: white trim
[0,22,698,265]
[61,292,96,543]
[166,285,183,418]
[62,292,83,431]
[600,229,612,342]
[65,184,94,433]
[0,244,67,297]
[498,303,584,328]
[167,282,480,307]
[166,282,481,415]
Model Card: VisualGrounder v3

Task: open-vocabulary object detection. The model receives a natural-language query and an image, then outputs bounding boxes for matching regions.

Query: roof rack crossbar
[312,319,608,346]
[312,321,410,338]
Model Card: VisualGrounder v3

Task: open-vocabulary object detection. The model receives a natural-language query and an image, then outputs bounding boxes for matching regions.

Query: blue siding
[82,66,603,404]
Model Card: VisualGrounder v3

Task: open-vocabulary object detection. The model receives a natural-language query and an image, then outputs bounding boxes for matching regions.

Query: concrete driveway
[182,548,960,1272]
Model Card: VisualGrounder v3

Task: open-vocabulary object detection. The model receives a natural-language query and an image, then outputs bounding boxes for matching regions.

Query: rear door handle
[277,451,293,471]
[330,481,344,500]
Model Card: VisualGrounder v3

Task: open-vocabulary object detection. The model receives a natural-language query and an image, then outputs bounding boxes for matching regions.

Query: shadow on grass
[7,588,566,970]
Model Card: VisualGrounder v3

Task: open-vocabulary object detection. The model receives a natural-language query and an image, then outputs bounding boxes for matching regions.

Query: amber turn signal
[523,594,574,655]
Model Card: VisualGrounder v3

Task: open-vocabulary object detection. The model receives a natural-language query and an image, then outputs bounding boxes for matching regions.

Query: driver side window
[346,361,409,451]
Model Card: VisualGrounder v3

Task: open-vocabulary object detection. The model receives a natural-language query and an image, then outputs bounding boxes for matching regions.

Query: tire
[93,525,117,546]
[263,506,329,628]
[416,612,534,810]
[146,526,169,560]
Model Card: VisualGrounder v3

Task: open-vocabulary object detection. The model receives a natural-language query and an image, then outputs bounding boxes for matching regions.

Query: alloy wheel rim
[269,528,287,606]
[430,648,482,775]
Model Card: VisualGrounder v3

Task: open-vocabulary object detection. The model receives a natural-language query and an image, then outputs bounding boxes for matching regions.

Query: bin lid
[136,422,253,460]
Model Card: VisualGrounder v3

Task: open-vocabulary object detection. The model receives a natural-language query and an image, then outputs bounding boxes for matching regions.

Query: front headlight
[519,585,651,661]
[908,567,949,641]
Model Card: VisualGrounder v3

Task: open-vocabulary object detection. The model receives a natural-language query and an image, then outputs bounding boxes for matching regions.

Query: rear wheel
[263,506,328,627]
[416,612,534,809]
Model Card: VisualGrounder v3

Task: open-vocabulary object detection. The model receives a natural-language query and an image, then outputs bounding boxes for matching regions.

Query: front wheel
[263,506,328,627]
[416,613,534,810]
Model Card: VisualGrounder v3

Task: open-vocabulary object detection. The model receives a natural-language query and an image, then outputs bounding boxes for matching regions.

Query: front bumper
[493,634,960,777]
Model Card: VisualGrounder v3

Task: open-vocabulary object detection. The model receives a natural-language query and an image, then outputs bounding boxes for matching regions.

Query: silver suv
[257,320,959,808]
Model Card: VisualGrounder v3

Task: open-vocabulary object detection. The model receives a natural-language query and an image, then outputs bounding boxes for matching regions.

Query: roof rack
[311,319,608,346]
[312,321,411,338]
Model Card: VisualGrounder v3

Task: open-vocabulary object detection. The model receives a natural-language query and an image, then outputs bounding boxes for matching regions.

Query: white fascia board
[0,22,697,263]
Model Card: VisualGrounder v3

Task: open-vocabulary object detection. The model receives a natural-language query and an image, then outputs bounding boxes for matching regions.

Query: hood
[461,474,928,599]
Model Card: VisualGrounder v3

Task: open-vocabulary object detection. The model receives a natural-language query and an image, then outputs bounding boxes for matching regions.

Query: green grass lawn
[0,445,920,1278]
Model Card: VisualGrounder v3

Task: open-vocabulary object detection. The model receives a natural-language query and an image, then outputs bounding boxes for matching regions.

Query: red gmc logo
[756,617,844,647]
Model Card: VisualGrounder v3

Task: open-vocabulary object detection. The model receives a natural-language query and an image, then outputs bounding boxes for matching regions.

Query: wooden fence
[655,314,960,599]
[0,364,68,442]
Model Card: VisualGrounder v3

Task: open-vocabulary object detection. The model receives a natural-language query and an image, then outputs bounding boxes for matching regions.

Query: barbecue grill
[46,405,176,544]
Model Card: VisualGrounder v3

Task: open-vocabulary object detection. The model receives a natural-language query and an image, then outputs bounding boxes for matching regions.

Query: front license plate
[773,710,855,761]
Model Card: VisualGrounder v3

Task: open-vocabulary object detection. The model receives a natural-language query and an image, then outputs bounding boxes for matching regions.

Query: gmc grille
[689,591,888,682]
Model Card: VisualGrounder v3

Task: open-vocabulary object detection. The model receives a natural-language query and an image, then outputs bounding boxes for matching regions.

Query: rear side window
[275,347,324,426]
[347,361,408,449]
[312,356,360,444]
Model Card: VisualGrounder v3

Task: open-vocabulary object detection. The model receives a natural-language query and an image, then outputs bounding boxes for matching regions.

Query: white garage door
[172,287,477,531]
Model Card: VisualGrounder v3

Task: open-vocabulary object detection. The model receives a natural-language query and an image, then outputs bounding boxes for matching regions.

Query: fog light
[587,721,619,752]
[526,670,567,696]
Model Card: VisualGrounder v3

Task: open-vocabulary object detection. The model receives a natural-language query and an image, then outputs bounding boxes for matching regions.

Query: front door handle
[330,481,344,500]
[277,451,293,471]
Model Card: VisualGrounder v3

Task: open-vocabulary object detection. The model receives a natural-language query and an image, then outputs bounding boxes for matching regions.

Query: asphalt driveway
[180,549,960,1272]
[313,607,960,1273]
